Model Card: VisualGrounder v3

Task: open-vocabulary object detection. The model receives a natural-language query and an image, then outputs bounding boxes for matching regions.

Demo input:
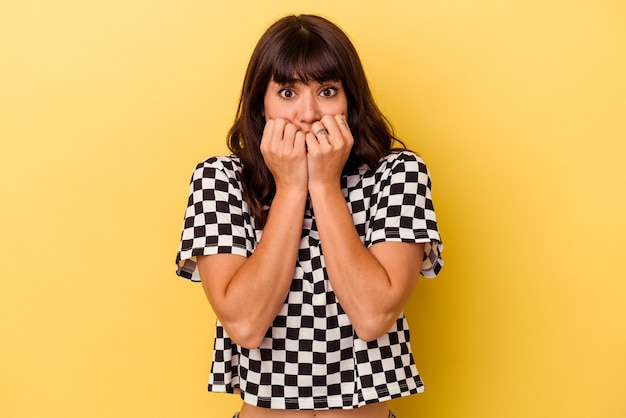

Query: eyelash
[320,87,338,97]
[278,86,339,99]
[278,88,295,98]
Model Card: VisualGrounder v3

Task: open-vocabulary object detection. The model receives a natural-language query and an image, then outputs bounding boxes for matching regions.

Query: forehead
[269,48,343,85]
[268,77,341,86]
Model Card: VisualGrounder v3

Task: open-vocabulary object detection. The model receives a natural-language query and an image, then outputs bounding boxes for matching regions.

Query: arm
[197,119,308,349]
[309,183,423,341]
[306,115,423,341]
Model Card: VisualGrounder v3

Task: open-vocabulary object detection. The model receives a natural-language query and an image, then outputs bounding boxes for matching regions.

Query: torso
[178,152,440,411]
[239,401,389,418]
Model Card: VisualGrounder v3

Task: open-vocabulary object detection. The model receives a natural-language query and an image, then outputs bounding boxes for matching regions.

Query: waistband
[232,411,397,418]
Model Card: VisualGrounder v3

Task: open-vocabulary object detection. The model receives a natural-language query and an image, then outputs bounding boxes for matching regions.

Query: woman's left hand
[305,114,353,191]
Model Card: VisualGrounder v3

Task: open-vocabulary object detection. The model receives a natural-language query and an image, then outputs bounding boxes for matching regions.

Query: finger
[314,127,329,137]
[311,121,333,146]
[335,114,350,134]
[262,118,274,137]
[311,122,329,138]
[334,114,353,146]
[283,123,299,148]
[294,130,307,153]
[328,114,349,137]
[317,115,344,147]
[272,118,288,141]
[305,131,320,153]
[260,119,275,152]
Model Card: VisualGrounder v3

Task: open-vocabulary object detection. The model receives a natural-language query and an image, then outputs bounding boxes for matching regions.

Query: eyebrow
[272,77,340,86]
[272,76,303,85]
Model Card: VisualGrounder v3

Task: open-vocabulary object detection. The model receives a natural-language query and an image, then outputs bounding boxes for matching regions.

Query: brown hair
[227,14,404,226]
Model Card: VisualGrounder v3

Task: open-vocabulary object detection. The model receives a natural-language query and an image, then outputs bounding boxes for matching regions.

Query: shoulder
[381,150,427,170]
[366,150,429,179]
[191,155,242,181]
[194,154,242,173]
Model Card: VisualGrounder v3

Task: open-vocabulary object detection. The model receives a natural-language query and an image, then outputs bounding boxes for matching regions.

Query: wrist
[274,185,309,202]
[308,180,343,200]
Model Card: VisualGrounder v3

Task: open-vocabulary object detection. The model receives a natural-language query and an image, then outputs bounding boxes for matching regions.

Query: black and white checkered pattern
[176,151,443,410]
[232,410,397,417]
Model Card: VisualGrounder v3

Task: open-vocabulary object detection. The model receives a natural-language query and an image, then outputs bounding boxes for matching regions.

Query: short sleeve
[368,152,443,278]
[175,156,253,282]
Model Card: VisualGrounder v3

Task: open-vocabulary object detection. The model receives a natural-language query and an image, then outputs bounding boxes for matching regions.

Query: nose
[297,93,320,131]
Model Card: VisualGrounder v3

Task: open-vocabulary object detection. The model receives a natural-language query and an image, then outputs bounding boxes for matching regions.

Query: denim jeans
[232,411,396,417]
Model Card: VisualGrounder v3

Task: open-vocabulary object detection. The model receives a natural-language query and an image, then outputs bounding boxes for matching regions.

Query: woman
[176,14,443,418]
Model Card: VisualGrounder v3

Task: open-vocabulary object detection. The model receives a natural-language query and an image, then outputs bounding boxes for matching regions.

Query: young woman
[176,14,443,418]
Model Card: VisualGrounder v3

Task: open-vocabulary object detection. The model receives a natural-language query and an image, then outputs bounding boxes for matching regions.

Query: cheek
[329,100,348,117]
[267,110,300,125]
[262,95,278,118]
[334,95,349,115]
[263,99,288,120]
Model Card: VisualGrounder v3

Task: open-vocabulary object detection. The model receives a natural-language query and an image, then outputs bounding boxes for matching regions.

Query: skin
[197,79,424,418]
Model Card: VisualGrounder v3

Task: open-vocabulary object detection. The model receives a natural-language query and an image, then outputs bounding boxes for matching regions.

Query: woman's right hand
[260,118,308,192]
[199,118,309,349]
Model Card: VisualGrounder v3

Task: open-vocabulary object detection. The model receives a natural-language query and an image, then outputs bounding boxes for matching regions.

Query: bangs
[270,32,343,84]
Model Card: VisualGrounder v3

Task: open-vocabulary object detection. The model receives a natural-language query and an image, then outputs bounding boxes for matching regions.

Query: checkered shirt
[176,150,443,410]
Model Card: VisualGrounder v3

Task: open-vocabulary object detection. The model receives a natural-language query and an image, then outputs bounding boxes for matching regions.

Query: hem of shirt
[212,382,425,410]
[177,244,250,282]
[368,229,441,246]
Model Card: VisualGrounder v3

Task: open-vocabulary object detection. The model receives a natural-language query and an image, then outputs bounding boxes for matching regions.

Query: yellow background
[1,0,625,417]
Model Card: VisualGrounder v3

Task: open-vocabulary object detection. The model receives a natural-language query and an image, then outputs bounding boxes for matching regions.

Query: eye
[279,88,295,99]
[319,87,338,97]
